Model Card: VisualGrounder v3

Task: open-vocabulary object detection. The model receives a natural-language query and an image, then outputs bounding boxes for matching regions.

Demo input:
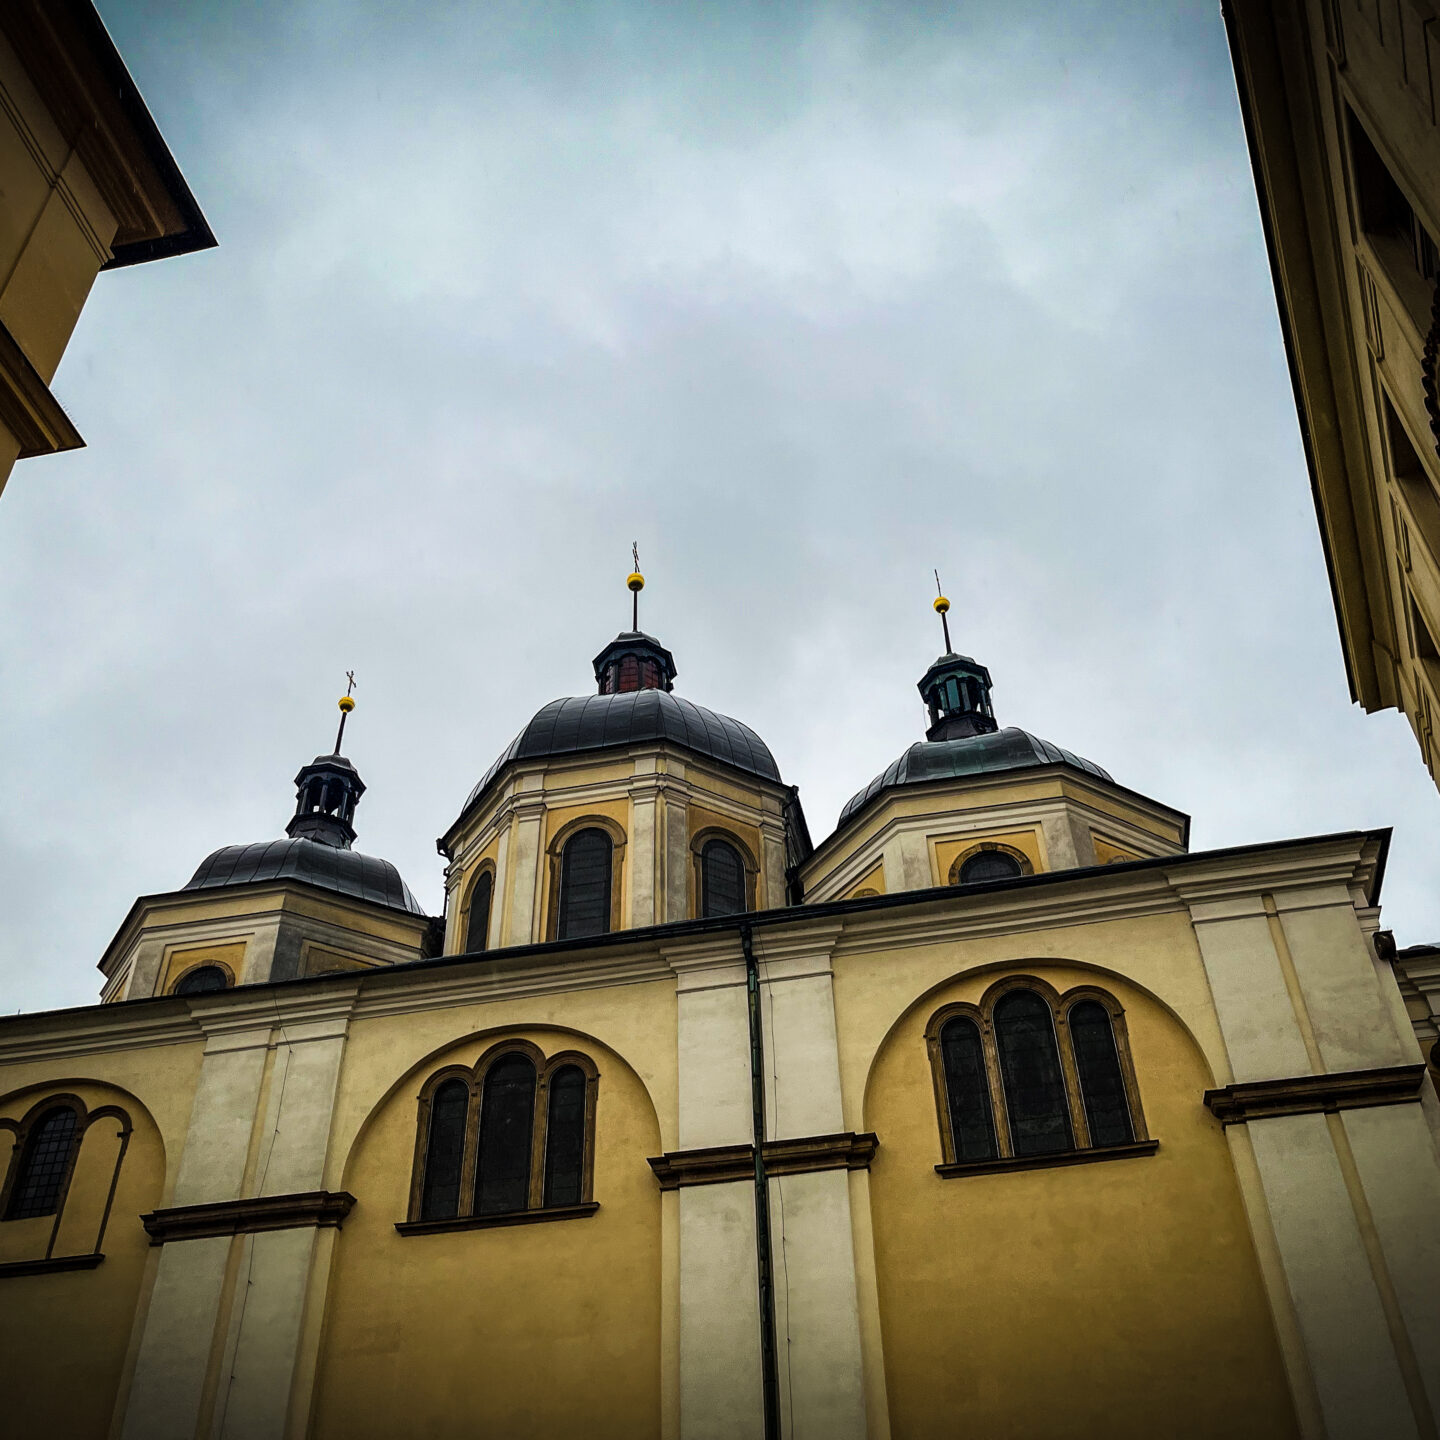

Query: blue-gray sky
[3,0,1436,1013]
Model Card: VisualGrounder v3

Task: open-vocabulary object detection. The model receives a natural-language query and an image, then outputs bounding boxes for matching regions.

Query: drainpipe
[741,920,782,1440]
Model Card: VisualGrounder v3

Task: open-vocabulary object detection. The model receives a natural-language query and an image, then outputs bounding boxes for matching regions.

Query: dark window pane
[958,851,1023,884]
[476,1054,536,1214]
[543,1066,587,1207]
[174,965,228,995]
[994,990,1073,1157]
[701,839,746,917]
[5,1106,79,1221]
[939,1018,998,1162]
[465,871,493,954]
[558,829,612,940]
[419,1079,469,1221]
[1070,1001,1135,1147]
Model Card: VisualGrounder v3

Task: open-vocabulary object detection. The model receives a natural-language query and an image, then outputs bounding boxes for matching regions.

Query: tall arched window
[701,838,747,917]
[958,850,1024,884]
[1070,1000,1135,1147]
[557,828,613,940]
[464,870,493,953]
[4,1105,79,1220]
[173,965,229,996]
[419,1078,469,1222]
[993,989,1073,1157]
[939,1016,998,1162]
[404,1045,600,1232]
[927,980,1151,1174]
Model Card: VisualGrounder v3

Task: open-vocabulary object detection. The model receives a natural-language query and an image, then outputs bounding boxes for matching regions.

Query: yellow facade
[1226,0,1440,787]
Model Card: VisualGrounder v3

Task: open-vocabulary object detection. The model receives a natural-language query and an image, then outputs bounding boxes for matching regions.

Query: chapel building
[1,586,1438,1440]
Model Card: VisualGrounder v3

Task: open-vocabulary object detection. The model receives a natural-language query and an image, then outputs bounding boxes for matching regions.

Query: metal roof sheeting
[185,838,425,916]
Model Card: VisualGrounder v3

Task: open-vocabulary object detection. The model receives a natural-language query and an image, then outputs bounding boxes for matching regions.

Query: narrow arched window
[1070,1001,1134,1147]
[174,965,228,996]
[939,1016,998,1162]
[993,989,1073,1157]
[4,1105,79,1221]
[958,850,1023,884]
[475,1053,537,1214]
[701,838,747,917]
[419,1079,469,1222]
[557,828,612,940]
[542,1065,588,1207]
[464,870,493,953]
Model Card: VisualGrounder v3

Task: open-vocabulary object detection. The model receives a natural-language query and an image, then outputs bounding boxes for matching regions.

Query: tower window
[464,869,494,953]
[556,828,614,940]
[700,838,748,917]
[3,1105,80,1221]
[404,1044,599,1232]
[173,964,230,996]
[926,981,1150,1174]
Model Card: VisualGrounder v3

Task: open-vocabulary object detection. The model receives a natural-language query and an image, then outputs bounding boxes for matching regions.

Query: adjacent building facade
[0,0,213,499]
[1224,0,1440,785]
[2,611,1438,1439]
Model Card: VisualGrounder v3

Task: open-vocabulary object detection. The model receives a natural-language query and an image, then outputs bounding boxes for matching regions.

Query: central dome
[463,690,781,816]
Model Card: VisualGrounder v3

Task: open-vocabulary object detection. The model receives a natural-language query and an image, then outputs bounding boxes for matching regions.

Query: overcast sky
[2,0,1436,1014]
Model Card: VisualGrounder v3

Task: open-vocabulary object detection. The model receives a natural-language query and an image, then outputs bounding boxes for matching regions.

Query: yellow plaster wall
[860,960,1295,1438]
[161,940,247,994]
[842,862,886,900]
[931,828,1043,882]
[1094,835,1141,866]
[299,943,378,978]
[0,1080,168,1439]
[310,1024,664,1440]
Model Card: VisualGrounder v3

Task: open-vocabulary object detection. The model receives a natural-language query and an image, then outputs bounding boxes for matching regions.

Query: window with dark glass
[174,965,228,996]
[1069,1001,1134,1147]
[4,1105,79,1221]
[542,1066,587,1207]
[939,1016,998,1162]
[409,1048,598,1229]
[701,838,747,917]
[419,1079,469,1221]
[993,989,1073,1157]
[958,850,1023,884]
[557,828,613,940]
[465,870,493,953]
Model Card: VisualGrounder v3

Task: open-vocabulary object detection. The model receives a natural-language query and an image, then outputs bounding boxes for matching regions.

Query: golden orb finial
[933,570,954,652]
[628,571,645,592]
[933,595,950,614]
[338,694,356,713]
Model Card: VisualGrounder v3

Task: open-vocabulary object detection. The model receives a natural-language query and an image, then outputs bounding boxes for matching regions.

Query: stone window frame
[544,815,627,942]
[924,975,1154,1177]
[399,1040,601,1235]
[946,841,1034,886]
[689,826,760,918]
[460,860,498,953]
[0,1092,132,1276]
[168,958,235,996]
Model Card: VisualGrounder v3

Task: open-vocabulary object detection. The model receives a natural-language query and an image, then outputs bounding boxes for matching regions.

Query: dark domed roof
[185,837,425,916]
[462,690,781,816]
[838,726,1112,828]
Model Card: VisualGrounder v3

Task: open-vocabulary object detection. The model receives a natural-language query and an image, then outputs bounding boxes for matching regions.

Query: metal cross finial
[334,670,358,753]
[345,670,356,697]
[933,570,953,653]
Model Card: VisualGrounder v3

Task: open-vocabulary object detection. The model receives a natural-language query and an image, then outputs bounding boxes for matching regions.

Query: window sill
[0,1251,104,1279]
[395,1202,598,1236]
[936,1139,1158,1178]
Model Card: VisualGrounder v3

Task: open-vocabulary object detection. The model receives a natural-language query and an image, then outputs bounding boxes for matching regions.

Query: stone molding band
[0,1251,104,1279]
[140,1189,356,1245]
[1203,1064,1427,1126]
[647,1131,878,1190]
[0,319,83,459]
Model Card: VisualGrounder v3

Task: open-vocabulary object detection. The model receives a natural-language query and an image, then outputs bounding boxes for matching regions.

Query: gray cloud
[2,0,1435,1014]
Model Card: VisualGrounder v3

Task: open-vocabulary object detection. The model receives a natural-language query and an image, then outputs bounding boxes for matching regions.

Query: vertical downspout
[742,921,782,1439]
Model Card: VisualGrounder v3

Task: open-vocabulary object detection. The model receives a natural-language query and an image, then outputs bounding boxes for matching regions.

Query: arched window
[405,1046,600,1231]
[701,838,747,917]
[1069,1000,1135,1147]
[464,870,493,953]
[938,1016,998,1162]
[927,981,1151,1174]
[557,828,613,940]
[958,850,1024,884]
[173,965,229,996]
[4,1105,79,1221]
[543,1065,588,1207]
[993,989,1073,1157]
[475,1053,537,1214]
[419,1079,469,1222]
